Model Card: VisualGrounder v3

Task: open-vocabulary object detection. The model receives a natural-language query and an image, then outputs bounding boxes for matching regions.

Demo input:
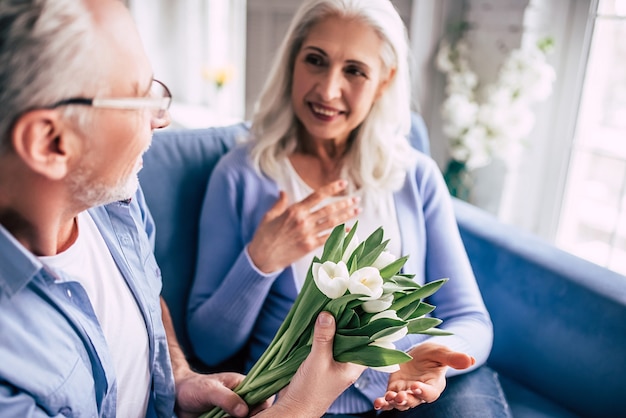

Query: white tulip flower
[370,310,409,343]
[312,261,350,299]
[362,292,394,313]
[348,267,383,300]
[372,250,396,270]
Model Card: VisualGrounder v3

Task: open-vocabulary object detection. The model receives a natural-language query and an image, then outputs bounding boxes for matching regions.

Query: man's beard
[68,165,140,208]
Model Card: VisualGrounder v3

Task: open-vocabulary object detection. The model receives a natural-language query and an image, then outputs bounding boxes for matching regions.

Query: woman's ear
[11,109,73,180]
[376,67,397,100]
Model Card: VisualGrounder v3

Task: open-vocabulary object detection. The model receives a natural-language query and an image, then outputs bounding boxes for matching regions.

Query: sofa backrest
[140,113,431,355]
[139,122,249,354]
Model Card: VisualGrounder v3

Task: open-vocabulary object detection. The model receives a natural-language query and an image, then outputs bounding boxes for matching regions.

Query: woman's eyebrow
[302,45,327,56]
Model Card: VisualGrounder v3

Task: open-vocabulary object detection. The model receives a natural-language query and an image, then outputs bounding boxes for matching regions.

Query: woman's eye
[305,54,324,66]
[346,66,367,78]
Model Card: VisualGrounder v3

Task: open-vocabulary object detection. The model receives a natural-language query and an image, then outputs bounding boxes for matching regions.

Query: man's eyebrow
[134,77,153,96]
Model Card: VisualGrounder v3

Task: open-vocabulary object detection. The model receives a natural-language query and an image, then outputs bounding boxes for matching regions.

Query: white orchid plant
[436,23,556,170]
[202,223,449,418]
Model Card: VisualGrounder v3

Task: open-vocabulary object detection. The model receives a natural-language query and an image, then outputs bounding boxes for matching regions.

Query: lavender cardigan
[187,143,492,413]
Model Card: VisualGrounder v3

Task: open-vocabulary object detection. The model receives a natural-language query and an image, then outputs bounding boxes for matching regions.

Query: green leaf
[420,328,454,336]
[398,301,435,321]
[411,302,436,317]
[240,345,310,394]
[347,241,366,273]
[358,241,388,268]
[362,227,384,254]
[342,221,359,258]
[324,294,362,315]
[371,324,408,341]
[390,279,448,312]
[274,279,329,361]
[321,224,346,262]
[333,334,371,356]
[336,308,358,330]
[335,344,412,367]
[406,317,443,334]
[324,294,363,329]
[387,275,420,290]
[379,255,409,279]
[339,317,406,338]
[396,302,418,320]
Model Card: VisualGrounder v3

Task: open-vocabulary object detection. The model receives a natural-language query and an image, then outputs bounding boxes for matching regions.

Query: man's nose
[151,110,171,130]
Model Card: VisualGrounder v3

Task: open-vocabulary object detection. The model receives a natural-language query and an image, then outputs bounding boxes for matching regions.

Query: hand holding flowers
[202,222,453,418]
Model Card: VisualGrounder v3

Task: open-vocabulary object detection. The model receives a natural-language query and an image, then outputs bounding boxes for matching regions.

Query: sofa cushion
[139,123,249,353]
[499,376,579,418]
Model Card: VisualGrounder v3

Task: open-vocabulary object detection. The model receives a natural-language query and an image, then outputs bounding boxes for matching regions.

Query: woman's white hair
[0,0,101,154]
[249,0,419,195]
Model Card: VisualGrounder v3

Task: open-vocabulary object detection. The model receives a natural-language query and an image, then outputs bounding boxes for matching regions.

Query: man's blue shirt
[0,188,176,417]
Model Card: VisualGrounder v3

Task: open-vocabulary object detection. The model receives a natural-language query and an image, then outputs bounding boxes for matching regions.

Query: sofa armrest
[452,198,626,417]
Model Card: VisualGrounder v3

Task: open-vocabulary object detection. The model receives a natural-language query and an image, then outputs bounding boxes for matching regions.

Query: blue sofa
[139,117,626,418]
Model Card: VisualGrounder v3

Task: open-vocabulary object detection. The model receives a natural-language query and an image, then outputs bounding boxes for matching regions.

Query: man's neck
[0,205,80,257]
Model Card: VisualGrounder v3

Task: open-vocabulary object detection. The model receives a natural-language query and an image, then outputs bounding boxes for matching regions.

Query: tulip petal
[312,261,350,299]
[348,267,383,300]
[362,293,394,313]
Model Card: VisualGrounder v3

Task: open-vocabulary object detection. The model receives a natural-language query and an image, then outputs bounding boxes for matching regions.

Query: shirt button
[66,289,72,298]
[354,375,369,389]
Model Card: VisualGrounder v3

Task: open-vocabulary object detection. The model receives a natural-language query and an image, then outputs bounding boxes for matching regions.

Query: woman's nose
[316,69,343,101]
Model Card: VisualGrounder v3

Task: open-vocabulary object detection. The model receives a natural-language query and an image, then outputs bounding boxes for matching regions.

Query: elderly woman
[188,0,510,416]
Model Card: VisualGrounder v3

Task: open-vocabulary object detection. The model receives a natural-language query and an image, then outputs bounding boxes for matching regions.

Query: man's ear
[11,109,73,180]
[376,67,397,100]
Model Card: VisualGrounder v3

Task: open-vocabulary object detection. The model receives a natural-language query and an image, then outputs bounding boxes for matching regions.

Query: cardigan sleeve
[186,148,281,367]
[394,155,493,371]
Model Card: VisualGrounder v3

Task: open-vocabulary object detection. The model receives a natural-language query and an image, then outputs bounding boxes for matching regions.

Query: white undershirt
[276,160,402,289]
[39,211,150,418]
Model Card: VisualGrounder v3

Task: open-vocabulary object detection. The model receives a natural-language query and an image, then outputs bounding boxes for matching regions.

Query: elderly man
[0,0,365,416]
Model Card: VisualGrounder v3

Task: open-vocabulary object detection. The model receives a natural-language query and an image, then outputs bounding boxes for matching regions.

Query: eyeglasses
[47,79,172,123]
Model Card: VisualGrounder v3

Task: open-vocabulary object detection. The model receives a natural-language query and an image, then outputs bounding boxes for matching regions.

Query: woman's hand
[248,179,360,273]
[374,343,475,411]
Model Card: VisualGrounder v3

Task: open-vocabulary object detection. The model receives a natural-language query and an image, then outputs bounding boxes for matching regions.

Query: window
[129,0,246,128]
[556,0,626,275]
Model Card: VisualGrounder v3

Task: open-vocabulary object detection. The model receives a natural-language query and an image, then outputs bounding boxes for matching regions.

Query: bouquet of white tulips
[202,223,449,418]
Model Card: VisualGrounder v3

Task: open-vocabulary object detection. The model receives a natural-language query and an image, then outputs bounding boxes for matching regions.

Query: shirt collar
[0,223,43,296]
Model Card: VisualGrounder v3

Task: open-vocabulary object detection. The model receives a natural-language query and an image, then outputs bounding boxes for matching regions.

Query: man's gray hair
[0,0,100,153]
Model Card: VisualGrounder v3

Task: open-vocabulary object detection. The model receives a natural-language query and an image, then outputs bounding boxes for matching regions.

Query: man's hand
[162,297,274,418]
[374,342,475,412]
[254,312,366,417]
[174,370,247,418]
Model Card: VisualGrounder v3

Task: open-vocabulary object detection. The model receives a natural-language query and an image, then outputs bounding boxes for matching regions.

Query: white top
[276,159,402,289]
[39,211,150,418]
